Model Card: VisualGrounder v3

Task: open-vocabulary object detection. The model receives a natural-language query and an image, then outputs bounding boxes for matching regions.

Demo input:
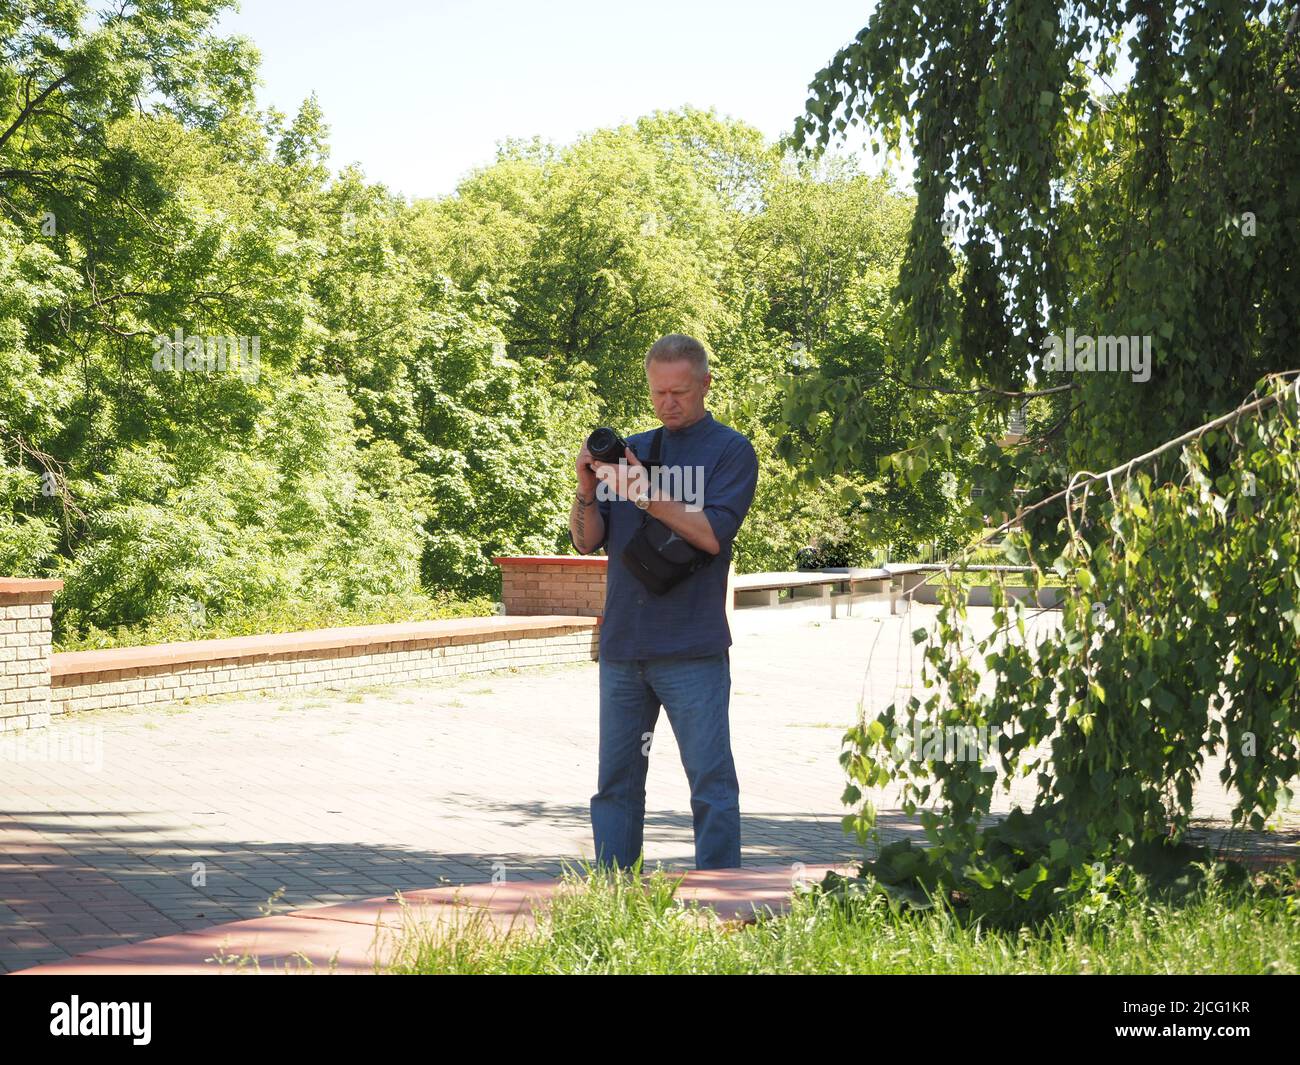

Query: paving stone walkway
[2,600,1295,972]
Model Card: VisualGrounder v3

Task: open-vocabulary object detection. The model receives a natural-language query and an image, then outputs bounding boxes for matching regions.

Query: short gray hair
[644,333,710,379]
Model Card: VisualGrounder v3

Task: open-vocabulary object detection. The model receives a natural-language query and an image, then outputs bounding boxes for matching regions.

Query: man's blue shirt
[570,411,759,661]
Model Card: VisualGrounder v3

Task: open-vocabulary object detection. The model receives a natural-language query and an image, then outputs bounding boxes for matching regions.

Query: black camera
[586,426,630,464]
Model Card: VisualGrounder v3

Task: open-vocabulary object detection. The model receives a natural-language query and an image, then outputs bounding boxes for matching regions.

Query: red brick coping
[51,615,598,679]
[0,578,63,595]
[491,555,608,568]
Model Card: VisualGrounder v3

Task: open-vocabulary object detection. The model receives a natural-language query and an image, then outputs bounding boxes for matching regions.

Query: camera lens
[586,427,625,463]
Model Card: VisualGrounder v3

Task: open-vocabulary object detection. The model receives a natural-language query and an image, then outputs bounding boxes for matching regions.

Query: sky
[214,0,883,200]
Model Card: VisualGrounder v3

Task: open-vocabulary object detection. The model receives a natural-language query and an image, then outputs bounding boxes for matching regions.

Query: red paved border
[7,864,857,975]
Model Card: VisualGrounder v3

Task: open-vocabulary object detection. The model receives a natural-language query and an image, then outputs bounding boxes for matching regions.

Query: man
[568,333,760,872]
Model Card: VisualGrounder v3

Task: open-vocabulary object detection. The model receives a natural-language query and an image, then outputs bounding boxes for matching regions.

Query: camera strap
[633,427,664,527]
[647,427,663,473]
[624,427,663,520]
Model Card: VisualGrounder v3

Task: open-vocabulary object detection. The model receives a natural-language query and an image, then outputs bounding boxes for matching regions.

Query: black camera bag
[620,428,713,595]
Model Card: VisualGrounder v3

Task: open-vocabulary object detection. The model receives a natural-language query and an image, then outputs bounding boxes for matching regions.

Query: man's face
[647,358,710,430]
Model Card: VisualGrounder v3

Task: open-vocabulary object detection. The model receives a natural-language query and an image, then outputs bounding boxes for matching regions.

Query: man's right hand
[570,444,606,555]
[575,444,599,498]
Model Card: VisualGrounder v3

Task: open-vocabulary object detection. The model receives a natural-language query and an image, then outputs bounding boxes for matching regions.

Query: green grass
[379,863,1300,974]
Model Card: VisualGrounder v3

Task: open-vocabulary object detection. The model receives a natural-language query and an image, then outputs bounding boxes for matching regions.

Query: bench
[732,568,893,618]
[883,563,1057,610]
[730,564,1049,618]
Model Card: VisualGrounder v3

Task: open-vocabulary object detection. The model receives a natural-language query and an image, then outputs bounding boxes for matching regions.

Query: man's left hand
[592,446,651,501]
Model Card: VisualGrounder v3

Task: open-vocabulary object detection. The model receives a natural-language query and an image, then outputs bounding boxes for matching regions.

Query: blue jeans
[591,651,741,871]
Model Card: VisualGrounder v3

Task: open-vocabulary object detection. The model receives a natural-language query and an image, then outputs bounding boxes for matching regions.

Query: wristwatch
[632,486,652,510]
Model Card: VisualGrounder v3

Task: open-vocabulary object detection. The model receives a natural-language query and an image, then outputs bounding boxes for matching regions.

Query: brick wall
[494,555,607,617]
[0,598,598,729]
[52,624,599,716]
[0,579,62,733]
[494,554,736,631]
[2,553,750,731]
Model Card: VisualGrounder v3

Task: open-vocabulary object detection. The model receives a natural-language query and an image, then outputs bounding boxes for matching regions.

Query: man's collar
[665,410,714,439]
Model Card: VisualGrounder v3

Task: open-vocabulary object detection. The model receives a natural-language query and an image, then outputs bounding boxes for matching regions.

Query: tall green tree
[794,0,1300,530]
